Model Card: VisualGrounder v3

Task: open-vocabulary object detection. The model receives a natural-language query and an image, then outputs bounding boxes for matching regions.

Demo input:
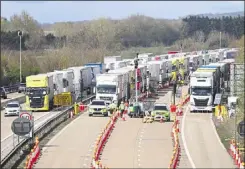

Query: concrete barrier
[1,96,26,110]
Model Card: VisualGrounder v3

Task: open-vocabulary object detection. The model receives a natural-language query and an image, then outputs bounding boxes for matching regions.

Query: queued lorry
[25,74,54,111]
[67,66,93,99]
[146,60,169,86]
[85,62,105,74]
[96,73,127,106]
[189,65,221,112]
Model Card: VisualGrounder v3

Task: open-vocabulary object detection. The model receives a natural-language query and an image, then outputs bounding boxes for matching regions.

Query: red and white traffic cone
[160,116,163,123]
[122,113,126,121]
[70,110,73,118]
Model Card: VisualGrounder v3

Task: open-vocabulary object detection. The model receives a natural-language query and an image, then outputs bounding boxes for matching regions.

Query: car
[4,101,22,117]
[0,87,7,99]
[18,83,26,93]
[88,100,109,117]
[151,103,170,121]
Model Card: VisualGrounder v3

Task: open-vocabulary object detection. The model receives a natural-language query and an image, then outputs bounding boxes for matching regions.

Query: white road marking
[181,106,196,169]
[209,114,226,151]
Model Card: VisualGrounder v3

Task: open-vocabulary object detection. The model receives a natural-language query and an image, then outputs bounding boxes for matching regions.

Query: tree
[9,10,44,50]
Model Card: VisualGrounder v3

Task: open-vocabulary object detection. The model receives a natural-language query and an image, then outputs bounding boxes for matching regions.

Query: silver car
[4,101,21,117]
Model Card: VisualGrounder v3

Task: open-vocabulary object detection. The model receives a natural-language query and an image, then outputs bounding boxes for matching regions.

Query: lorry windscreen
[172,65,177,71]
[191,87,212,96]
[179,63,184,69]
[97,85,116,94]
[154,106,168,111]
[26,87,47,95]
[91,101,105,106]
[189,62,194,67]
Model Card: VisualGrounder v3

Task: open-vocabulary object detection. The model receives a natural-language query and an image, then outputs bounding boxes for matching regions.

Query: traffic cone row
[169,117,180,169]
[91,111,119,169]
[229,139,244,168]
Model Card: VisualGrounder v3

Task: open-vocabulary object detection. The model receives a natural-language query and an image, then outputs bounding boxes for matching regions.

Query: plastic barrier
[229,139,245,169]
[169,94,190,169]
[24,137,40,169]
[91,111,119,169]
[169,117,180,169]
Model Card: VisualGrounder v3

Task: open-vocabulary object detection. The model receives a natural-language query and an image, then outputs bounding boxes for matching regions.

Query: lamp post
[219,31,222,49]
[18,30,23,83]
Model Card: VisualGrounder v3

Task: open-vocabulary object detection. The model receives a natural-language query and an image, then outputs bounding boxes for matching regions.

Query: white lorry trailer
[108,67,132,100]
[104,56,121,64]
[47,71,63,96]
[54,69,74,94]
[96,73,125,106]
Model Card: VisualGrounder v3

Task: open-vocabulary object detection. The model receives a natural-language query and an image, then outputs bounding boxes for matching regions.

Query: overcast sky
[1,1,244,23]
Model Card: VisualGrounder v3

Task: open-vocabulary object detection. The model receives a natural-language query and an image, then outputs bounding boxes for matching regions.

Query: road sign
[237,121,245,138]
[11,117,32,136]
[19,112,32,120]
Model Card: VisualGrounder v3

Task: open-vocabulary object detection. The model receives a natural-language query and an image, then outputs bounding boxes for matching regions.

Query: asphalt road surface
[34,112,110,168]
[181,106,236,168]
[101,89,182,168]
[1,92,24,103]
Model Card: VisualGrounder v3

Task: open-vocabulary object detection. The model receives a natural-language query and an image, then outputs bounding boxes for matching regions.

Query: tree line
[1,12,243,51]
[1,11,244,86]
[182,15,244,39]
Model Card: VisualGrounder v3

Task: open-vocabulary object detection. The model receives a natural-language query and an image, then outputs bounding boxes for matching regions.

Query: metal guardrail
[1,95,95,169]
[2,84,20,94]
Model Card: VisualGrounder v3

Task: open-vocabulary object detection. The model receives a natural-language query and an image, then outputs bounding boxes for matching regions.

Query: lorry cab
[190,71,215,112]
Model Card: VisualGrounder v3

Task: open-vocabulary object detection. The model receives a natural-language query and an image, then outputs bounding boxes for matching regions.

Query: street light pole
[219,32,222,49]
[18,31,23,83]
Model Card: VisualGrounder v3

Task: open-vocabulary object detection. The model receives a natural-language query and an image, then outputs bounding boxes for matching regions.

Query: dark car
[0,87,7,99]
[18,83,26,93]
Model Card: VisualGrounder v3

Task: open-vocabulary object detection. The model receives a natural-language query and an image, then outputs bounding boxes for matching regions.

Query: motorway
[34,112,110,168]
[180,106,236,168]
[1,102,63,161]
[1,92,24,103]
[4,85,236,168]
[101,89,178,168]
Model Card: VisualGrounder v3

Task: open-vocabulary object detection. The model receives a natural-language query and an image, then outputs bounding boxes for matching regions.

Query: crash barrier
[1,95,26,110]
[169,93,190,169]
[169,117,180,169]
[2,84,20,94]
[24,137,40,169]
[91,111,119,169]
[214,105,228,119]
[1,95,95,169]
[68,102,87,118]
[229,140,245,169]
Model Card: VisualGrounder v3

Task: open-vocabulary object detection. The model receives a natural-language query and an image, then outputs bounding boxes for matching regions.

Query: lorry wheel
[4,96,7,99]
[129,115,133,118]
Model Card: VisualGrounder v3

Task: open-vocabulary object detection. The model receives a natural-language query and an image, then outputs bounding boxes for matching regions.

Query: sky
[1,1,244,23]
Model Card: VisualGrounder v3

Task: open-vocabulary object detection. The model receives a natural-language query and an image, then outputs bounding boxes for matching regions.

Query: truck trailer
[96,73,125,106]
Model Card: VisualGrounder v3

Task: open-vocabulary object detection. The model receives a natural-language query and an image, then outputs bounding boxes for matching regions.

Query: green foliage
[182,15,244,39]
[1,11,244,86]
